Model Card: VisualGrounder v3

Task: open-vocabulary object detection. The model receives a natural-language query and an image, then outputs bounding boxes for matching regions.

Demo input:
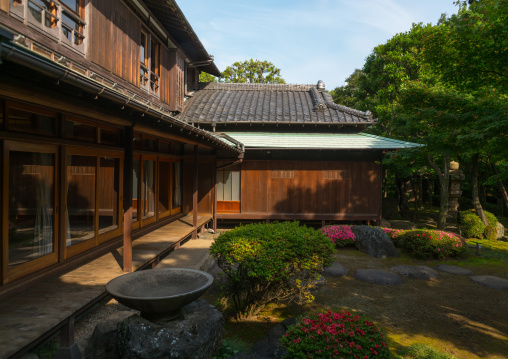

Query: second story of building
[0,0,218,114]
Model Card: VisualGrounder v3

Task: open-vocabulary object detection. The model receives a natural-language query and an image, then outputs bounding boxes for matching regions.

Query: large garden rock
[496,222,505,240]
[86,299,224,359]
[85,310,136,359]
[322,262,349,277]
[355,269,403,285]
[351,225,399,259]
[470,276,508,291]
[434,264,473,275]
[390,265,439,280]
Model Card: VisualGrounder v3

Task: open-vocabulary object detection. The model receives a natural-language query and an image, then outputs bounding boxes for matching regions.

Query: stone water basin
[106,268,214,321]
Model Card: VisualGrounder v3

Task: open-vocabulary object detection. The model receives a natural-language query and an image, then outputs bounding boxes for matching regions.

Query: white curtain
[33,152,54,257]
[143,160,155,218]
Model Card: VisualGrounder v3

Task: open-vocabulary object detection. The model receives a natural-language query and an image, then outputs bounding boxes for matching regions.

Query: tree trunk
[400,176,411,219]
[479,165,487,209]
[412,175,421,222]
[471,153,488,225]
[491,163,508,213]
[428,154,450,230]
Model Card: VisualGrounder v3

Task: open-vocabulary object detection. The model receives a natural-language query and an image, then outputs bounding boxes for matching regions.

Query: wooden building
[181,82,420,225]
[0,0,243,296]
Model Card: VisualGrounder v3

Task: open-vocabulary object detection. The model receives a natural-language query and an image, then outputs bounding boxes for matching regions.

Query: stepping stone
[355,269,403,285]
[323,262,349,277]
[434,264,473,275]
[390,265,439,280]
[471,276,508,291]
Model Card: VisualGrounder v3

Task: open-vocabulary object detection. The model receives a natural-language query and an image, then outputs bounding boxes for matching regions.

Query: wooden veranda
[0,213,212,359]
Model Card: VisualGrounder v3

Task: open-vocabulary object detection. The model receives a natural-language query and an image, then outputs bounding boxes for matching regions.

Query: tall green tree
[199,72,218,83]
[221,59,285,84]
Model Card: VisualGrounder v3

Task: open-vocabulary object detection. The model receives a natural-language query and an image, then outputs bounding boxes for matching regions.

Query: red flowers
[281,311,390,358]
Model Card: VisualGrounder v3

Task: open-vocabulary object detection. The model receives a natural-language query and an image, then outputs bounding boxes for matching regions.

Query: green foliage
[213,337,251,359]
[399,343,457,359]
[199,71,218,83]
[221,59,285,84]
[210,222,334,318]
[280,310,389,359]
[397,229,467,259]
[36,338,60,359]
[381,228,406,247]
[484,225,497,241]
[461,209,498,238]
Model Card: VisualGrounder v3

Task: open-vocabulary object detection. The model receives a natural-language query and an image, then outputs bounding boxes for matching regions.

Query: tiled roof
[143,0,220,76]
[181,82,376,125]
[221,132,423,150]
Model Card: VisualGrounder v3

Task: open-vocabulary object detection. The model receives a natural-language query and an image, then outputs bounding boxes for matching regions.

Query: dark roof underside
[181,83,376,125]
[144,0,220,76]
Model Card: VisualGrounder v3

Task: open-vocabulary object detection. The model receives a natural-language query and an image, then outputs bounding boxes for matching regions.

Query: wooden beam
[216,213,378,221]
[0,0,9,13]
[192,145,198,239]
[123,126,134,272]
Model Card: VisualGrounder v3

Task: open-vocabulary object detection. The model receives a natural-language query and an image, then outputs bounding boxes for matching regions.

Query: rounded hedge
[280,310,389,359]
[460,209,498,239]
[210,221,335,318]
[397,229,467,260]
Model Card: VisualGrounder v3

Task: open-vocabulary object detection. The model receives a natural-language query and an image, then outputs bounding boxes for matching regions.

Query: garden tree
[221,59,285,84]
[198,71,217,83]
[422,0,508,94]
[329,69,364,109]
[420,0,508,224]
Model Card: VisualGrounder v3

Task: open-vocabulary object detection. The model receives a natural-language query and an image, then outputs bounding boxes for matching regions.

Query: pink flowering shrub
[321,225,356,247]
[280,310,389,358]
[398,229,467,260]
[381,228,405,247]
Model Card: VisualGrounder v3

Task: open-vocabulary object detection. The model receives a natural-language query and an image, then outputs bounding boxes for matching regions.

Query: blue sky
[178,0,459,90]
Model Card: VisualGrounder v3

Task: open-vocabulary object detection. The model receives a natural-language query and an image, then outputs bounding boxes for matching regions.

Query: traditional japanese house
[181,82,420,226]
[0,0,243,296]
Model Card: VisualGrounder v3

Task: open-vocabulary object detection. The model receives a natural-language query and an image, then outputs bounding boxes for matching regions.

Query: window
[139,31,160,98]
[217,168,240,213]
[10,0,86,50]
[7,103,57,136]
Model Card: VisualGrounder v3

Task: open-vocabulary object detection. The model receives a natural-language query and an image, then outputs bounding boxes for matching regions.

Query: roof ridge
[198,82,314,91]
[326,101,373,119]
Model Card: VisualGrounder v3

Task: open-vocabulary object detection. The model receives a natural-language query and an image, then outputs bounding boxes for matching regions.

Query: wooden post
[192,145,198,239]
[55,316,81,359]
[123,126,133,272]
[213,157,217,231]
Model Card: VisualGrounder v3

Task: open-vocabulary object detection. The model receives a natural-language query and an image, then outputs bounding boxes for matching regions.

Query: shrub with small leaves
[398,229,467,260]
[210,222,334,318]
[460,209,498,239]
[381,228,406,247]
[321,225,356,247]
[280,310,389,359]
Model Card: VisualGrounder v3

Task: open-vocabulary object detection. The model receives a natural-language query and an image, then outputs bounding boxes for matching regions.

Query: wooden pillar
[192,145,198,239]
[122,126,133,272]
[377,160,383,226]
[213,157,217,231]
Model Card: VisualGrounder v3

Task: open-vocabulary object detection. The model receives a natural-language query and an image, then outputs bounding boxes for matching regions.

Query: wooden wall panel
[182,156,215,215]
[89,0,139,86]
[237,160,380,220]
[160,47,171,105]
[240,161,268,213]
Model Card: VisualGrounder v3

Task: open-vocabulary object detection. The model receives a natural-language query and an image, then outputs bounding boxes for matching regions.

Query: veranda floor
[0,213,212,359]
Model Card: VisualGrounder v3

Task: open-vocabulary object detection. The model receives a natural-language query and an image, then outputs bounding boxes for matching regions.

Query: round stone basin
[106,268,214,321]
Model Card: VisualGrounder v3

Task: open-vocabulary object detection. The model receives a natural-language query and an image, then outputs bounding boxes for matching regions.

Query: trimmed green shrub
[321,225,355,247]
[210,221,334,318]
[460,209,498,239]
[382,228,406,247]
[280,310,389,358]
[397,229,467,260]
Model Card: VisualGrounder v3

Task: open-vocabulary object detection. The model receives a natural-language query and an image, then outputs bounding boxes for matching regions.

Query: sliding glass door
[3,141,58,283]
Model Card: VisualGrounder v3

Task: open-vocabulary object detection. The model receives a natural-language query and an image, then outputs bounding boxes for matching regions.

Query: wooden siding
[182,156,215,214]
[232,160,381,220]
[90,0,140,86]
